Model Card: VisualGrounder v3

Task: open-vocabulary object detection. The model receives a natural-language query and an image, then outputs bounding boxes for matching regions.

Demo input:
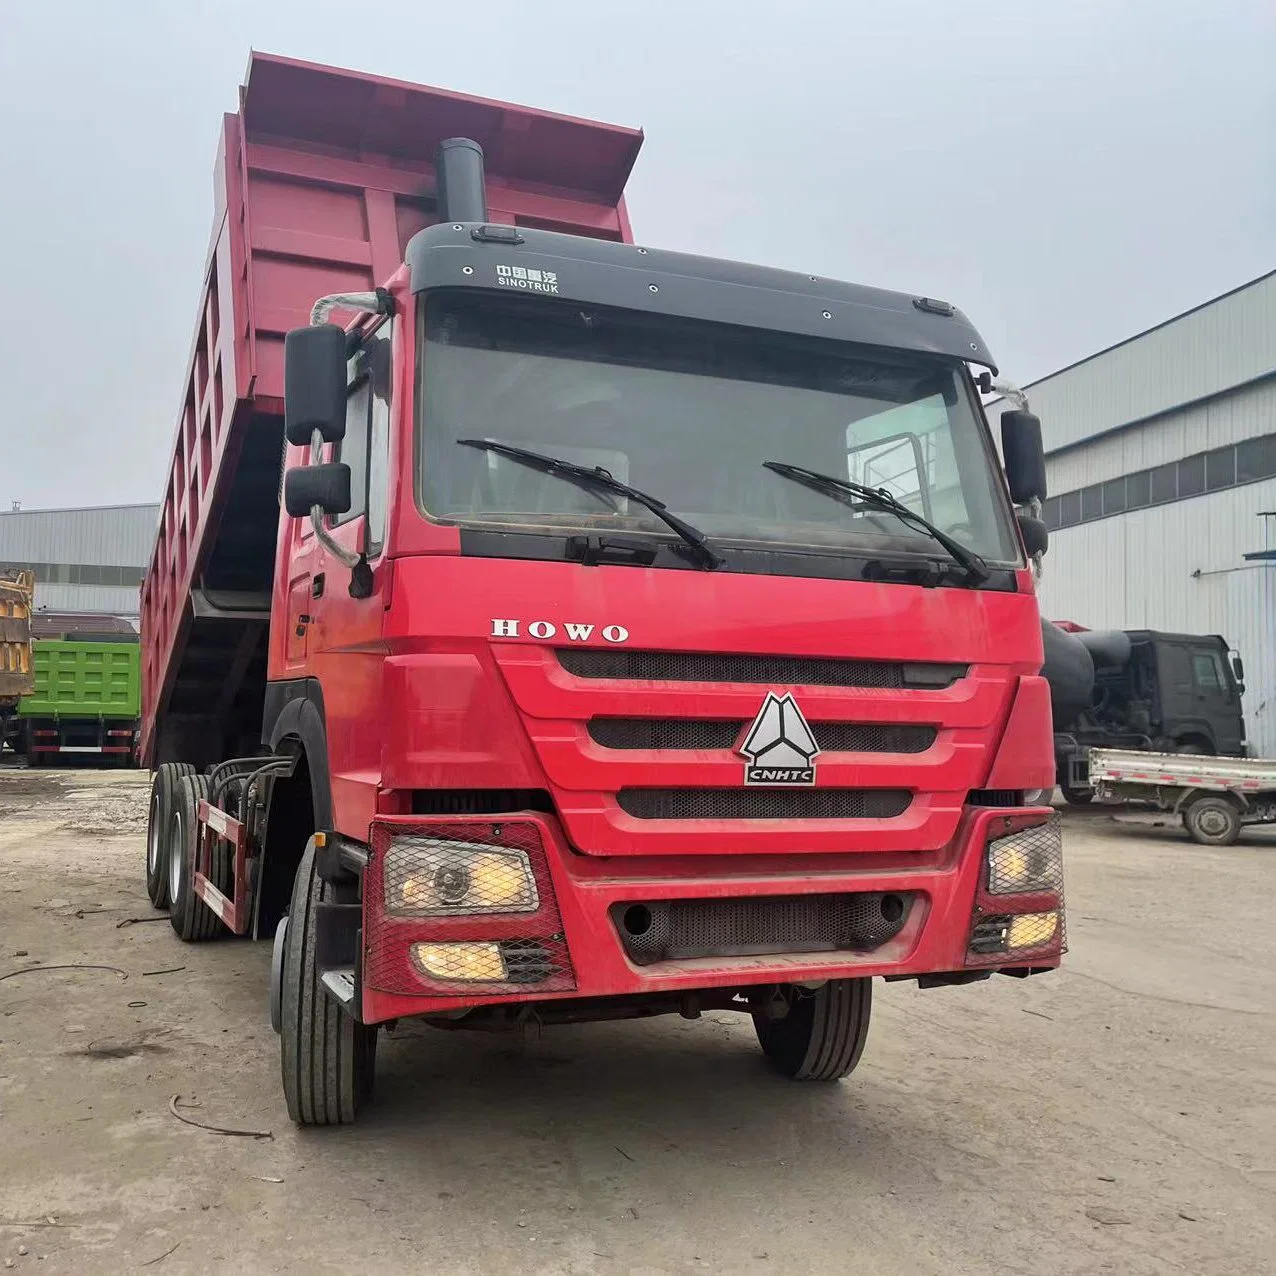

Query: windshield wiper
[763,460,989,585]
[459,439,723,569]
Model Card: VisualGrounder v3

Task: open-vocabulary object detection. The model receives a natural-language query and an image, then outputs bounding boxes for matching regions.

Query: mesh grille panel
[616,788,911,820]
[558,649,964,689]
[967,815,1066,965]
[615,892,913,964]
[986,816,1064,895]
[365,821,575,997]
[589,718,936,753]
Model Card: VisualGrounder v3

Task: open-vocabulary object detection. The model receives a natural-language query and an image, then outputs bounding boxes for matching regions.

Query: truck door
[1189,642,1245,756]
[304,317,395,812]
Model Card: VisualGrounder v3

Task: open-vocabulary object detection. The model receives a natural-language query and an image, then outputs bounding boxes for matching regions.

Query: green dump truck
[16,616,141,766]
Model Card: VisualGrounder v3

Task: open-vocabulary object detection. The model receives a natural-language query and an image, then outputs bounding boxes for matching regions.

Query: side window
[334,354,372,527]
[1191,650,1225,691]
[334,318,393,544]
[366,322,393,554]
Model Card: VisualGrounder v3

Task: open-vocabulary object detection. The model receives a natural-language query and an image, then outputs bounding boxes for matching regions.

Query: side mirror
[1017,513,1048,558]
[1231,653,1245,684]
[284,324,347,447]
[284,463,351,518]
[1001,409,1047,505]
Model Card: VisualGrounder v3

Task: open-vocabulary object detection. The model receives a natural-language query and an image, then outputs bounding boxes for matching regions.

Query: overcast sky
[1,0,1272,510]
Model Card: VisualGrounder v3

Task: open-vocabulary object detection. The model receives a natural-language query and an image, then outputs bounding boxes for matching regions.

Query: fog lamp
[412,942,507,982]
[1007,910,1059,950]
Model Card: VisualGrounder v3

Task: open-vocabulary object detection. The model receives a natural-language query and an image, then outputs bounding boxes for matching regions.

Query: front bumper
[356,805,1063,1025]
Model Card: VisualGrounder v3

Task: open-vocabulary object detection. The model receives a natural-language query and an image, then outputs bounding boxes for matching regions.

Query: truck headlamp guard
[383,836,539,917]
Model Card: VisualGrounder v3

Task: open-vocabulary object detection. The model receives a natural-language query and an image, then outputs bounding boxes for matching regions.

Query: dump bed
[140,53,643,765]
[1089,747,1276,794]
[19,639,142,722]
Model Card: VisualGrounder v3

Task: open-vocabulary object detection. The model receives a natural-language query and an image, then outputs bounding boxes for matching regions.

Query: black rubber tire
[753,979,873,1081]
[1060,782,1093,806]
[168,774,226,942]
[145,763,194,909]
[1182,795,1241,846]
[280,840,377,1125]
[1176,741,1212,756]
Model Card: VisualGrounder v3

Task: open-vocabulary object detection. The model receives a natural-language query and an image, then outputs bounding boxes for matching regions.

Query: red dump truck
[141,52,1064,1125]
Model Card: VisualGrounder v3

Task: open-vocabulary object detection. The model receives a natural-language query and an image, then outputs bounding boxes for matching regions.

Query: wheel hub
[147,792,161,875]
[1198,808,1229,836]
[168,808,184,905]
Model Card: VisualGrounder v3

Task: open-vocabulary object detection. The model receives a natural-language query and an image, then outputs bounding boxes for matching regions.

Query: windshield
[417,292,1021,566]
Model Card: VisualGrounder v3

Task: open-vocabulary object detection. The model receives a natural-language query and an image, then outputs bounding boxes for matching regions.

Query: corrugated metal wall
[1024,272,1276,453]
[1039,484,1276,756]
[0,504,159,619]
[0,504,158,565]
[1047,377,1276,493]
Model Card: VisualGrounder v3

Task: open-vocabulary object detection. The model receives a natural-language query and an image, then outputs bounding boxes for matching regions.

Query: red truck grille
[616,788,912,820]
[491,644,1014,857]
[558,649,966,689]
[589,719,936,753]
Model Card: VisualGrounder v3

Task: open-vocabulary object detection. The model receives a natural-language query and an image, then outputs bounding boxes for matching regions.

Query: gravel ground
[0,767,1273,1274]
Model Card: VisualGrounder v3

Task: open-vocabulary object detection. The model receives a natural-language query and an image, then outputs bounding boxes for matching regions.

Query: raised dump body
[141,53,642,766]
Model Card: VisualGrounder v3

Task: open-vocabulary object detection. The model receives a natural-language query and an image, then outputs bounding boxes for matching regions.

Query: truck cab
[1052,627,1246,802]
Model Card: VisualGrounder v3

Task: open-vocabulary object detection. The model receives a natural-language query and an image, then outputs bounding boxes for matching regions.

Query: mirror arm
[307,427,362,570]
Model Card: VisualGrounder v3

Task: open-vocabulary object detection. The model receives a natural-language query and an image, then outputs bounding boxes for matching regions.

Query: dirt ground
[0,768,1273,1275]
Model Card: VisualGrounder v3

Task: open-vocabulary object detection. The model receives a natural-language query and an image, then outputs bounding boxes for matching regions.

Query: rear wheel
[168,774,226,941]
[145,763,193,908]
[1060,782,1093,806]
[1182,794,1241,846]
[280,839,377,1125]
[753,979,873,1081]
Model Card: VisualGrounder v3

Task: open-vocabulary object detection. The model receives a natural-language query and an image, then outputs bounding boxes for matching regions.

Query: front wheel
[1182,794,1241,846]
[753,979,873,1081]
[280,839,377,1125]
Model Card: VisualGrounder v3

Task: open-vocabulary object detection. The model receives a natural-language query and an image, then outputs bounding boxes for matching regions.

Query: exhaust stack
[435,137,488,223]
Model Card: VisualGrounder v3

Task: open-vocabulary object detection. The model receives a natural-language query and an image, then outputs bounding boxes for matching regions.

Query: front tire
[280,839,377,1125]
[1182,794,1241,846]
[753,979,873,1081]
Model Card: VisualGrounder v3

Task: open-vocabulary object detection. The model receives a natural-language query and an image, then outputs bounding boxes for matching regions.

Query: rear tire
[1182,794,1241,846]
[280,839,377,1125]
[168,774,226,941]
[145,763,193,909]
[753,979,873,1081]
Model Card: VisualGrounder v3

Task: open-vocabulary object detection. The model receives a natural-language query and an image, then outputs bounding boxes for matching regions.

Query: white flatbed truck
[1087,747,1276,846]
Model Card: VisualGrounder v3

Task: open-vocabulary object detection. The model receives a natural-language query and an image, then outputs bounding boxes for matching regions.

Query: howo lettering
[140,53,1064,1125]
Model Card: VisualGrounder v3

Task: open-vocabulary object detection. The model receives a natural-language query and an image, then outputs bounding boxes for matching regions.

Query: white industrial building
[999,270,1276,755]
[0,503,160,622]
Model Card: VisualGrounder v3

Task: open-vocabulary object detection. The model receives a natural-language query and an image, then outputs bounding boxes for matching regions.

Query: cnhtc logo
[739,693,821,786]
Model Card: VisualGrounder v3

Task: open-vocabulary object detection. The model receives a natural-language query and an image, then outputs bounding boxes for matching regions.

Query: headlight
[986,818,1063,895]
[383,837,539,916]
